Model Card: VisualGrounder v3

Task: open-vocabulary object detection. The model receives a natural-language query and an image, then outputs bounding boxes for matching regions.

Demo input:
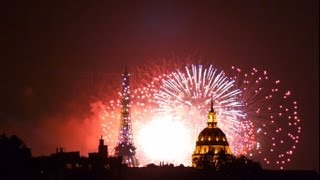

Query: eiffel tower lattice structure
[114,68,139,167]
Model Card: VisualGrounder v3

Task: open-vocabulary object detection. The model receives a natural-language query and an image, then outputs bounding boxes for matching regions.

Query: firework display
[152,65,253,158]
[227,66,301,169]
[100,63,301,169]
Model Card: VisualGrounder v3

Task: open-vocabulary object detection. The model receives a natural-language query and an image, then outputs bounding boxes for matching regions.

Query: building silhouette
[192,100,232,168]
[114,68,139,167]
[1,126,319,179]
[89,136,108,159]
[29,137,122,180]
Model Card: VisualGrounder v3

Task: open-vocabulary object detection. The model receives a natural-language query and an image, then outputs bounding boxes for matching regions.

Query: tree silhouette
[214,149,234,170]
[194,149,262,178]
[219,155,262,179]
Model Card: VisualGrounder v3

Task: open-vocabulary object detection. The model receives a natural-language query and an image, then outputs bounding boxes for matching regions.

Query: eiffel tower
[115,68,139,167]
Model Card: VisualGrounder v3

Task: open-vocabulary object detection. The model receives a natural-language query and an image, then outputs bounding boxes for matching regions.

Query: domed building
[192,100,232,168]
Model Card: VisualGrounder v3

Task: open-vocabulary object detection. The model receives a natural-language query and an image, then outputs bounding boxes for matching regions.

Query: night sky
[1,0,318,171]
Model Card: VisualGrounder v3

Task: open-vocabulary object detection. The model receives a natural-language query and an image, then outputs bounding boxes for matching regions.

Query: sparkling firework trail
[228,66,301,169]
[153,64,253,156]
[100,63,301,169]
[101,64,250,166]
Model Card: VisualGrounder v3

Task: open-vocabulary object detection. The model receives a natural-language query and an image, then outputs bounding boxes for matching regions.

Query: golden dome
[196,127,229,146]
[191,99,232,167]
[196,100,228,146]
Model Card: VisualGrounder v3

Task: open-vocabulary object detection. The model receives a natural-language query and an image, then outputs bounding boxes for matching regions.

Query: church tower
[115,68,139,167]
[98,135,108,159]
[191,100,232,168]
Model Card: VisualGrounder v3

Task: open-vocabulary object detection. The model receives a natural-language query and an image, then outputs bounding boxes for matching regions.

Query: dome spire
[207,98,218,127]
[210,98,214,112]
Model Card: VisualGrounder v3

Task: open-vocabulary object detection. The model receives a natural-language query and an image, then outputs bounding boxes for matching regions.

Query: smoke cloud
[1,101,106,157]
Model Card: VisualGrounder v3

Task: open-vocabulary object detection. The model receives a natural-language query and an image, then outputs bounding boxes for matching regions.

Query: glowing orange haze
[5,101,105,157]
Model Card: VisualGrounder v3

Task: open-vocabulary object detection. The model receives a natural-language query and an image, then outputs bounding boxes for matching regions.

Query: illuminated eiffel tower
[115,68,139,167]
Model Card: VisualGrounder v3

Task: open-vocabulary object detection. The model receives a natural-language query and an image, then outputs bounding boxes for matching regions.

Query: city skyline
[0,0,318,171]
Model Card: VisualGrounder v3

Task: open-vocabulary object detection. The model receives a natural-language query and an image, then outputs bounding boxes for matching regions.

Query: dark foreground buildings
[0,134,318,180]
[28,161,319,180]
[29,136,123,180]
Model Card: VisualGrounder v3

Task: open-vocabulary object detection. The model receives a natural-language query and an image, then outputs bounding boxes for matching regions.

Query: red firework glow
[100,63,301,169]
